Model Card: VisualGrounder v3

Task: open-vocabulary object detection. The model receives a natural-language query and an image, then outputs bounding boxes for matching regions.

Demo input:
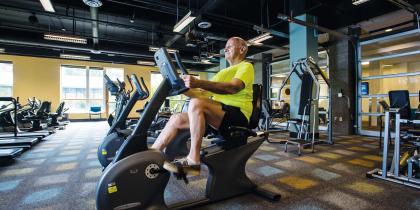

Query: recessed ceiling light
[361,61,370,65]
[129,12,135,23]
[385,28,393,32]
[198,21,212,29]
[60,54,90,60]
[44,33,87,44]
[149,46,178,54]
[137,60,155,66]
[352,0,370,5]
[247,33,273,46]
[39,0,55,12]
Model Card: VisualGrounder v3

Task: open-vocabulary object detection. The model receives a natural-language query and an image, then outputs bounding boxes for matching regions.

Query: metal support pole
[13,98,17,137]
[328,87,333,144]
[382,111,390,178]
[394,113,401,176]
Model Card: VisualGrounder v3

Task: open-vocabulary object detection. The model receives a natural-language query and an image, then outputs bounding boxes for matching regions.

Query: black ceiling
[0,0,419,70]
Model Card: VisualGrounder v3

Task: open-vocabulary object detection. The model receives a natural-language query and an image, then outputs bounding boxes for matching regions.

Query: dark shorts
[217,103,249,139]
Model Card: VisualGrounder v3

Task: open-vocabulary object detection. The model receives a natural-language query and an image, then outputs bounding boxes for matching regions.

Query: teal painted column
[206,49,226,80]
[289,14,319,137]
[219,49,229,69]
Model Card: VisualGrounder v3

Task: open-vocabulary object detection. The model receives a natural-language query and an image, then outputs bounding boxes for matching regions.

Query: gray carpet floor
[0,122,419,210]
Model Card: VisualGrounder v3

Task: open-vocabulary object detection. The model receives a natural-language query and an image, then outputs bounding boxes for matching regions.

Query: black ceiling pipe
[0,37,153,59]
[0,35,217,68]
[0,4,176,36]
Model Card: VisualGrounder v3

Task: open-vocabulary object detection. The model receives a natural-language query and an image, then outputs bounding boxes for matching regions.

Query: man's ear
[240,46,246,54]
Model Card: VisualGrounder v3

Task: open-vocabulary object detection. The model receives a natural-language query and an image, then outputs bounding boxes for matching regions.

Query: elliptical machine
[95,48,280,210]
[104,74,132,127]
[97,74,149,168]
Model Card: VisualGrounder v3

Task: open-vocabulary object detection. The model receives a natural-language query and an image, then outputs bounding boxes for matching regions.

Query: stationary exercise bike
[97,74,149,168]
[95,48,280,210]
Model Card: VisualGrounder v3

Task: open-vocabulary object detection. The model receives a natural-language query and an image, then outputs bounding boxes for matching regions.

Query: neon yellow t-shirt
[211,61,254,122]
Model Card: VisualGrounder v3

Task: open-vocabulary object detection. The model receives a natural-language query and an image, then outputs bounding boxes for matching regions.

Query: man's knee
[167,113,188,128]
[189,98,206,113]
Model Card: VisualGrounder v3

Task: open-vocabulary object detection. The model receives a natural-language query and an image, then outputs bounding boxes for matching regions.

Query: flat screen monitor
[361,82,369,95]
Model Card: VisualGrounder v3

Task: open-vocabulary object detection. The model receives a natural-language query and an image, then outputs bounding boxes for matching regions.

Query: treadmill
[0,97,41,147]
[0,148,24,161]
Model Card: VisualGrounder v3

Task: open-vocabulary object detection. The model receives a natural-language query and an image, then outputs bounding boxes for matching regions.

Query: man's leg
[187,98,225,164]
[151,113,190,150]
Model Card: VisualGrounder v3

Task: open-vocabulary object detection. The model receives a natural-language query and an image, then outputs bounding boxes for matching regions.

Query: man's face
[224,39,241,62]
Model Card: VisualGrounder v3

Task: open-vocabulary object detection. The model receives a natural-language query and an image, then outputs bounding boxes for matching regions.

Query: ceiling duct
[386,0,420,14]
[83,0,102,8]
[90,7,100,53]
[84,0,101,54]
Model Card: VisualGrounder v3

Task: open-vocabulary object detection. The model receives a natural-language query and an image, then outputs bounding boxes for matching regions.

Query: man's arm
[197,79,244,94]
[183,75,245,95]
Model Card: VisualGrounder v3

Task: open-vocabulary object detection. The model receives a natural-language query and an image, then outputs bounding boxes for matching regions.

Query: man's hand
[182,75,200,89]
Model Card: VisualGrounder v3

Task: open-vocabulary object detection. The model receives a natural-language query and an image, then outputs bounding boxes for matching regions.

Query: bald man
[151,37,254,175]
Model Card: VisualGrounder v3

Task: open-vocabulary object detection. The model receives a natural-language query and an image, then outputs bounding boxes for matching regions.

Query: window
[358,29,420,136]
[0,61,13,97]
[150,72,163,97]
[105,67,124,114]
[105,67,124,82]
[89,68,105,108]
[0,61,13,107]
[60,65,105,113]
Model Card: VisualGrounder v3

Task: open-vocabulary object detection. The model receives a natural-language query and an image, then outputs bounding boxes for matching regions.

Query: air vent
[198,21,212,29]
[83,0,102,7]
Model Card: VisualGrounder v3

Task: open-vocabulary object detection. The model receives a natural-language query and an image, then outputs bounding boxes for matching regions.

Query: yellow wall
[0,54,209,120]
[0,54,155,119]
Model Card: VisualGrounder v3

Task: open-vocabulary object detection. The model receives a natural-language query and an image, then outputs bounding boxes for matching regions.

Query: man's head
[224,37,248,65]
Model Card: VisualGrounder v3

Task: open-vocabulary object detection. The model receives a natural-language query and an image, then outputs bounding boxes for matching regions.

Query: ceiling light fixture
[60,54,90,60]
[44,33,87,44]
[198,21,212,29]
[137,60,156,66]
[173,11,196,33]
[271,73,287,78]
[247,33,273,46]
[129,12,135,23]
[352,0,370,5]
[83,0,102,7]
[385,28,393,32]
[200,59,213,64]
[149,46,179,54]
[39,0,55,12]
[361,61,370,65]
